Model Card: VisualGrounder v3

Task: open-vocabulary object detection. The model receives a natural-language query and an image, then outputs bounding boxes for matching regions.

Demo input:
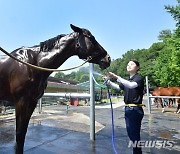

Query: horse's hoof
[162,109,165,113]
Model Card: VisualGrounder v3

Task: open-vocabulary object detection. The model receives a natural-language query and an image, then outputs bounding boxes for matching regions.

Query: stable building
[45,76,88,93]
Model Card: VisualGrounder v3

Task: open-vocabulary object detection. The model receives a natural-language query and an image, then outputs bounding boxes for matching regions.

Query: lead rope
[92,75,118,154]
[0,46,91,72]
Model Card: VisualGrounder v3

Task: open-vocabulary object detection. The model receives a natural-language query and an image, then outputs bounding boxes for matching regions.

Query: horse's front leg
[15,98,37,154]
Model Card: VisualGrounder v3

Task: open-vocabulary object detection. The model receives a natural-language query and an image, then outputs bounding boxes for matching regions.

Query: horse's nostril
[108,56,111,62]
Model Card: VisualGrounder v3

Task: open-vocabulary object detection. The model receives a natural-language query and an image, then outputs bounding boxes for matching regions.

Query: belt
[125,103,146,107]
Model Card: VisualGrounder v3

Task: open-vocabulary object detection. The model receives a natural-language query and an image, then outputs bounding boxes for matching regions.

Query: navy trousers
[125,106,144,154]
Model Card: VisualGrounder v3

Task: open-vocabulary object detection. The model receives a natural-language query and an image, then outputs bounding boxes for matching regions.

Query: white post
[145,76,151,114]
[89,63,95,141]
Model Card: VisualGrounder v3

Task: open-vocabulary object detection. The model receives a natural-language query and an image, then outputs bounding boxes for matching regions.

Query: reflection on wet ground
[0,103,179,154]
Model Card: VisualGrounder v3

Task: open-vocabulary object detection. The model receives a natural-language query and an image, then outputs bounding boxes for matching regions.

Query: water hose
[106,85,118,154]
[92,75,118,154]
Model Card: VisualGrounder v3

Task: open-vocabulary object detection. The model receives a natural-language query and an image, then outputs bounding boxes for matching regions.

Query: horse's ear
[70,24,82,33]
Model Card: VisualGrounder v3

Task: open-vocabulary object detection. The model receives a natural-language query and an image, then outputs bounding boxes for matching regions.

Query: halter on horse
[0,24,111,154]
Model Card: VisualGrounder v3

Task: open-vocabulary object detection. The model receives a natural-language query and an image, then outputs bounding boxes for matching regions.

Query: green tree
[165,0,180,27]
[79,74,89,82]
[153,1,180,86]
[158,30,172,42]
[54,72,65,78]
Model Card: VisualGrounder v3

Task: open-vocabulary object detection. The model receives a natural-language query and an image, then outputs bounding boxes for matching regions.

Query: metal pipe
[89,63,95,141]
[146,76,151,114]
[43,92,90,98]
[149,96,180,99]
[38,98,42,113]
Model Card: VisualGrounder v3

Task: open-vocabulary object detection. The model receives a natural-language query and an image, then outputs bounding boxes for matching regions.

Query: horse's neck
[38,49,73,69]
[37,34,76,72]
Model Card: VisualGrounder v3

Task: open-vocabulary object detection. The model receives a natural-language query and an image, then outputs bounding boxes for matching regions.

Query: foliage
[54,64,102,83]
[54,72,65,78]
[153,1,180,86]
[165,0,180,27]
[154,28,180,86]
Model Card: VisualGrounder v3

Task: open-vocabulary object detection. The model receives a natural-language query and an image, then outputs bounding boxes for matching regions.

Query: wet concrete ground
[0,101,179,154]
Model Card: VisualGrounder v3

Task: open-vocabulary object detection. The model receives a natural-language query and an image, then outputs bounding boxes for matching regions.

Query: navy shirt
[119,74,144,104]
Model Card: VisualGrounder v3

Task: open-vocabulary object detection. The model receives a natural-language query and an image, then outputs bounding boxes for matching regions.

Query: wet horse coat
[0,24,111,154]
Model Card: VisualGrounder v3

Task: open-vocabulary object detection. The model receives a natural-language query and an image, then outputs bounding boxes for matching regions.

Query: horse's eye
[91,36,95,40]
[90,36,96,43]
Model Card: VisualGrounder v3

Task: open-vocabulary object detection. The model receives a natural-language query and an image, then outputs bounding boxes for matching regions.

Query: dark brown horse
[0,24,111,154]
[150,87,180,113]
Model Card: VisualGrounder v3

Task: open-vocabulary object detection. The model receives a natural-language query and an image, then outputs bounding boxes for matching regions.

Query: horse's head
[71,24,111,70]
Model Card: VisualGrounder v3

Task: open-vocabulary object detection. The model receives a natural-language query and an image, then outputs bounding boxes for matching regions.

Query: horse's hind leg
[15,98,37,154]
[154,98,158,108]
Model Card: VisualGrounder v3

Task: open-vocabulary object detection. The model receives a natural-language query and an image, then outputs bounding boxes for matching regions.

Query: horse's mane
[10,35,65,54]
[40,34,65,52]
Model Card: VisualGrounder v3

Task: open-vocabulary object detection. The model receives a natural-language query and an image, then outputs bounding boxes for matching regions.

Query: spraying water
[93,71,103,77]
[93,71,110,84]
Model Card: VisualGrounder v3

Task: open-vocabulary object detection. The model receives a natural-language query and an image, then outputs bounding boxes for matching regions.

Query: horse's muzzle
[99,54,111,70]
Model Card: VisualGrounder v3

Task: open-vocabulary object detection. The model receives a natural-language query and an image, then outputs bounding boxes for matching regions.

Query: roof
[48,76,78,85]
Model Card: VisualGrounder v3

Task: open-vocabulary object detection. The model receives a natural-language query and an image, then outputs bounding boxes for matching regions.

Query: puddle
[159,131,172,139]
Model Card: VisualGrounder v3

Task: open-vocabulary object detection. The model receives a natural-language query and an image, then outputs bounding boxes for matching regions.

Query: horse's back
[169,87,180,96]
[152,87,180,96]
[152,87,172,96]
